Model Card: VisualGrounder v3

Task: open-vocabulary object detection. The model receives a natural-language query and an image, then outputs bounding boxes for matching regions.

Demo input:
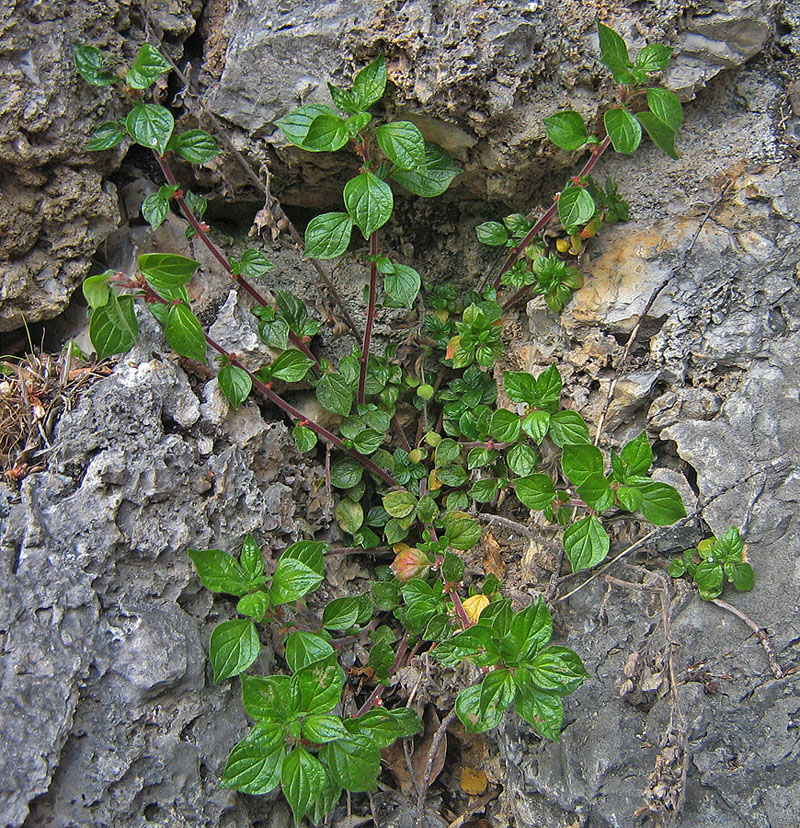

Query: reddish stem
[491,134,612,292]
[358,232,379,405]
[140,282,398,487]
[153,152,321,372]
[354,632,410,717]
[450,589,472,629]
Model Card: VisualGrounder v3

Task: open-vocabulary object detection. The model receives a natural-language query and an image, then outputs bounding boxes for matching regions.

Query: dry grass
[0,349,110,483]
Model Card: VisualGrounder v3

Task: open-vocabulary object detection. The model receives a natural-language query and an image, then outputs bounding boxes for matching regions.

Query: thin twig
[448,789,501,828]
[710,598,784,679]
[414,707,458,828]
[594,182,732,445]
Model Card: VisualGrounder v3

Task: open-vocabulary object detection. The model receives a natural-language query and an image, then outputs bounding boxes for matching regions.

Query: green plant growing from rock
[72,22,739,825]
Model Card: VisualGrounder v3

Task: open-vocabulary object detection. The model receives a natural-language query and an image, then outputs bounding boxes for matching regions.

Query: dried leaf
[460,767,488,796]
[482,532,505,578]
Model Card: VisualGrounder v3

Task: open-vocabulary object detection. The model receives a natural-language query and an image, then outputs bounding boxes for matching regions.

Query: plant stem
[358,232,379,405]
[491,134,612,293]
[450,589,472,629]
[153,152,322,372]
[139,283,398,487]
[354,632,410,717]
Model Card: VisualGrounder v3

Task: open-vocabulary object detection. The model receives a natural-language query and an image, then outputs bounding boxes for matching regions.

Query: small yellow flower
[461,594,490,624]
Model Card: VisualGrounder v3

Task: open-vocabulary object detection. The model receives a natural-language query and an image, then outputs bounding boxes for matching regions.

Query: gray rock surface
[0,319,324,827]
[0,0,196,332]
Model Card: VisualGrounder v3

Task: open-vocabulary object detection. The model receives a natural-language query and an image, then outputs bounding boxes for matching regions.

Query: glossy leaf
[304,212,354,260]
[86,121,126,151]
[638,482,686,525]
[376,121,426,169]
[543,110,588,150]
[209,619,260,682]
[89,294,139,359]
[636,111,678,159]
[281,746,326,823]
[303,113,350,152]
[344,172,393,238]
[321,735,381,792]
[604,107,642,155]
[125,43,170,89]
[126,103,174,155]
[558,185,595,233]
[188,547,261,595]
[218,364,252,407]
[563,515,609,572]
[221,723,285,794]
[646,87,683,134]
[169,129,221,163]
[390,142,461,197]
[165,302,206,362]
[316,373,353,416]
[514,474,556,511]
[352,54,387,108]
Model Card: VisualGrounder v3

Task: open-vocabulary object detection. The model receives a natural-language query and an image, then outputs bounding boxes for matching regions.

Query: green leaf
[237,591,271,620]
[437,464,467,487]
[667,558,687,578]
[604,107,642,155]
[285,631,335,672]
[281,746,326,823]
[382,490,417,519]
[522,410,550,444]
[232,249,273,279]
[597,22,634,84]
[384,263,420,308]
[335,497,364,535]
[328,82,360,114]
[479,668,515,722]
[139,253,200,293]
[165,302,206,362]
[269,349,313,383]
[322,595,370,630]
[694,560,723,600]
[543,111,588,151]
[125,43,171,89]
[209,619,260,682]
[620,432,653,477]
[646,87,683,134]
[390,142,461,197]
[330,458,363,489]
[548,410,591,447]
[218,363,252,407]
[188,547,261,595]
[514,686,563,740]
[239,534,264,580]
[304,212,354,260]
[377,121,426,169]
[221,723,285,794]
[89,294,139,359]
[304,113,350,152]
[73,44,117,86]
[168,129,221,163]
[616,485,644,512]
[563,515,609,572]
[352,55,387,108]
[476,222,509,246]
[635,43,673,73]
[561,444,604,486]
[82,272,111,309]
[576,473,614,511]
[510,600,553,661]
[126,103,174,155]
[242,674,300,722]
[141,194,169,229]
[296,659,344,714]
[713,527,744,562]
[344,172,393,238]
[303,715,350,744]
[293,424,318,453]
[307,771,343,826]
[514,474,556,511]
[535,364,563,406]
[321,735,381,792]
[638,482,686,525]
[86,121,127,151]
[489,409,521,442]
[345,709,403,748]
[455,683,505,733]
[441,551,465,584]
[352,429,383,455]
[558,185,596,233]
[507,443,537,477]
[270,558,324,604]
[442,511,482,550]
[317,373,353,416]
[469,478,500,503]
[276,103,338,147]
[636,111,678,159]
[435,438,461,466]
[528,645,589,694]
[282,540,326,576]
[728,560,754,592]
[346,112,373,135]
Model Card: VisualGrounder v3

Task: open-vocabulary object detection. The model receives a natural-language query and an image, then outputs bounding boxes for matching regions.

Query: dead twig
[710,598,784,680]
[448,788,501,828]
[413,707,457,828]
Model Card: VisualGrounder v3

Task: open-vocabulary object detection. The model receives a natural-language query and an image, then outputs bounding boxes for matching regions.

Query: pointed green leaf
[303,113,350,152]
[476,222,509,246]
[82,272,111,309]
[646,87,683,134]
[168,129,220,163]
[389,142,461,197]
[188,547,261,595]
[514,686,563,740]
[125,43,171,89]
[73,44,118,86]
[281,745,326,823]
[304,212,354,260]
[620,431,653,476]
[377,121,426,169]
[604,107,642,154]
[139,253,200,293]
[165,302,206,362]
[514,474,556,511]
[89,294,139,359]
[384,263,420,308]
[352,54,387,108]
[597,22,635,84]
[344,172,393,238]
[548,410,591,447]
[638,482,686,525]
[269,349,313,383]
[126,103,174,155]
[528,645,589,694]
[218,363,252,407]
[276,103,338,147]
[321,734,381,792]
[563,515,609,572]
[209,619,260,682]
[316,373,353,416]
[221,723,285,794]
[455,683,504,733]
[636,111,678,159]
[543,110,588,150]
[635,43,673,73]
[86,121,127,151]
[558,185,596,233]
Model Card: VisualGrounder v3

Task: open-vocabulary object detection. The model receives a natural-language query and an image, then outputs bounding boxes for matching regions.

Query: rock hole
[143,803,163,821]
